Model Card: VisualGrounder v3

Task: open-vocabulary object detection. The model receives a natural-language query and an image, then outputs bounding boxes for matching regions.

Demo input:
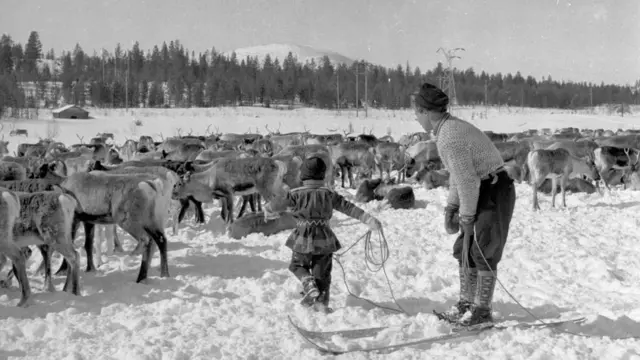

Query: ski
[289,316,586,355]
[287,311,584,342]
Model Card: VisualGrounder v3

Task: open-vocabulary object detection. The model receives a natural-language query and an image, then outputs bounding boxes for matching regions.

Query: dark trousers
[453,171,516,271]
[289,252,333,303]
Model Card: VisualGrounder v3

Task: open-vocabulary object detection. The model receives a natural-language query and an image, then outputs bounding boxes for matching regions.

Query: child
[264,155,383,313]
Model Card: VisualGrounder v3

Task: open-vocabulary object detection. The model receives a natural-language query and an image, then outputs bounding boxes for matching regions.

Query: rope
[473,228,640,340]
[334,229,410,315]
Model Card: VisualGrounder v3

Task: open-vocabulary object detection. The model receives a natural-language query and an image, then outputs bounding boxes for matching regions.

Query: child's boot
[300,276,320,306]
[313,288,333,314]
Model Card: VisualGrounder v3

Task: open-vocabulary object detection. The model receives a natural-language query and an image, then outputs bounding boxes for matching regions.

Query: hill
[223,43,355,66]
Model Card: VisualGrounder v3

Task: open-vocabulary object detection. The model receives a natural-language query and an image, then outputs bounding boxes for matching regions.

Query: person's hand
[444,204,459,234]
[365,216,382,232]
[459,215,475,238]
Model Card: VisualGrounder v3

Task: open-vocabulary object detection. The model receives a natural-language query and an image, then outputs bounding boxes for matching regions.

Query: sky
[2,0,639,85]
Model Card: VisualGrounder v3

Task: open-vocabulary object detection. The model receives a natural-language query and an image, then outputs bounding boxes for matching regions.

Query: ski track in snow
[1,107,640,359]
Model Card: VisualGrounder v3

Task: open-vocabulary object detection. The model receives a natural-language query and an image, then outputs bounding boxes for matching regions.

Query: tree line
[1,31,638,117]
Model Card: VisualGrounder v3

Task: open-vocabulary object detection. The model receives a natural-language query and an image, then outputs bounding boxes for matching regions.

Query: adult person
[412,83,516,329]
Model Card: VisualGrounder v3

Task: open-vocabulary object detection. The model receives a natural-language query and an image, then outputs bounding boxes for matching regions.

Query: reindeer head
[583,154,601,181]
[172,170,213,203]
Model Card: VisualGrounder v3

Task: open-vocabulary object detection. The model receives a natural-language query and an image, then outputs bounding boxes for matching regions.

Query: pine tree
[24,31,43,76]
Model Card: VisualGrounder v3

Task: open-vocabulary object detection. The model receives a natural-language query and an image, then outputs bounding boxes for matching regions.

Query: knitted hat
[414,83,449,112]
[300,155,327,181]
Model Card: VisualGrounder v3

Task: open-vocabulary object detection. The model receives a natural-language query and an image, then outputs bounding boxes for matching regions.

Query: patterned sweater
[265,179,372,254]
[435,114,504,217]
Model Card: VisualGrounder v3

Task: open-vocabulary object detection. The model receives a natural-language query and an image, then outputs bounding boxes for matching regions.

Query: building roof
[52,104,88,114]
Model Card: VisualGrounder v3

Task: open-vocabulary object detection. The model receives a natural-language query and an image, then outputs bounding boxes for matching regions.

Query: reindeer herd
[0,121,638,308]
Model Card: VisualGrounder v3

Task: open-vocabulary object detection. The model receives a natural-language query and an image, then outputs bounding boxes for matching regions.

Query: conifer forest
[0,31,638,118]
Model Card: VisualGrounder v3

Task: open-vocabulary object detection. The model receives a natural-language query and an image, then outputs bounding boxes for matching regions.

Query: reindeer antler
[76,134,84,144]
[204,125,212,136]
[303,125,310,133]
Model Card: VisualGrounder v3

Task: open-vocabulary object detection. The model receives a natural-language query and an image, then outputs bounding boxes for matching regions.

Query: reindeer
[527,148,601,211]
[354,178,415,209]
[504,164,523,184]
[593,146,640,191]
[0,161,27,181]
[96,132,115,140]
[374,142,406,182]
[305,130,343,146]
[172,157,288,225]
[60,172,169,283]
[161,142,205,162]
[0,188,28,306]
[11,190,81,305]
[84,164,180,263]
[139,135,155,151]
[329,142,376,189]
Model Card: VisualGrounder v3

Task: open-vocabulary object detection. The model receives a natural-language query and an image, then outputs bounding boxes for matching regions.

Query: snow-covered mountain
[223,43,355,67]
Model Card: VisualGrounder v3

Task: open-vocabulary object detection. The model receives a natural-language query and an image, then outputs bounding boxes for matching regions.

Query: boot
[458,270,496,329]
[313,288,334,314]
[434,267,477,323]
[300,276,320,307]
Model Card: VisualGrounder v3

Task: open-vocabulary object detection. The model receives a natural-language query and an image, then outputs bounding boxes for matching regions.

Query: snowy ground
[1,106,640,359]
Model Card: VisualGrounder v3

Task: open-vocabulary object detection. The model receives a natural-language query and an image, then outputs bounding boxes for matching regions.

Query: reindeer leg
[237,196,249,219]
[147,228,170,278]
[340,164,348,188]
[348,166,356,189]
[192,198,205,223]
[38,245,56,293]
[2,244,31,307]
[256,194,262,212]
[112,225,124,253]
[94,226,104,269]
[177,198,190,224]
[249,194,257,213]
[83,222,97,272]
[215,188,235,225]
[561,175,567,207]
[532,177,542,211]
[550,177,558,208]
[53,242,80,296]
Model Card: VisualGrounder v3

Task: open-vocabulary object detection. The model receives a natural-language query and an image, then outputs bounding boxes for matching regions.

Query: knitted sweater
[435,114,504,217]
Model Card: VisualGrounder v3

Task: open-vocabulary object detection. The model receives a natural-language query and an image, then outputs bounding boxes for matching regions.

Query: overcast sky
[3,0,638,85]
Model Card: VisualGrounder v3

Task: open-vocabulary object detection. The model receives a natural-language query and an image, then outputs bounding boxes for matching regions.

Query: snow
[1,106,640,359]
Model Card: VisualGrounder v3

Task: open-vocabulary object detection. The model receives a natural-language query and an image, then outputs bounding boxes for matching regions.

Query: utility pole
[364,62,368,118]
[355,70,359,117]
[436,47,465,108]
[125,51,129,112]
[484,80,488,105]
[589,86,593,107]
[336,69,340,114]
[354,61,368,117]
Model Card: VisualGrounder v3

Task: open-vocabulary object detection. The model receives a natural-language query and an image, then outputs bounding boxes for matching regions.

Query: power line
[436,47,465,107]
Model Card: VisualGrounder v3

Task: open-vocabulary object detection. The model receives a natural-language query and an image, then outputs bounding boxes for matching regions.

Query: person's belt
[481,166,506,183]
